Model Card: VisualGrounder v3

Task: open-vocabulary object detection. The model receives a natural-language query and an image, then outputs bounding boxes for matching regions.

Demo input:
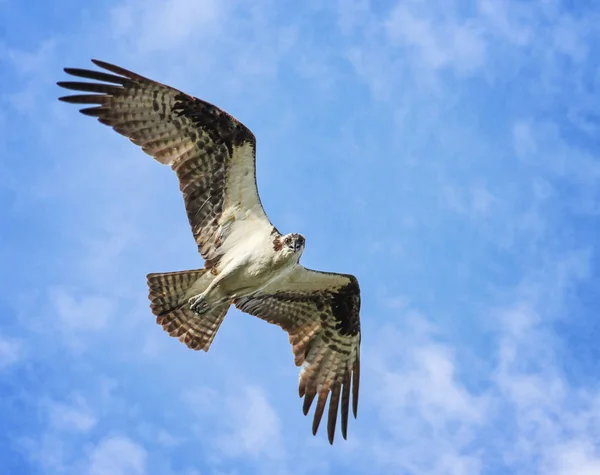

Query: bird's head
[282,233,305,257]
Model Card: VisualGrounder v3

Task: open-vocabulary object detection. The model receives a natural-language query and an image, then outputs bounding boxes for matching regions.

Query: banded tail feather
[147,269,230,351]
[59,60,363,444]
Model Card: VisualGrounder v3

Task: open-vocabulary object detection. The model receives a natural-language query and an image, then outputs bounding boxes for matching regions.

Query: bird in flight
[57,60,361,444]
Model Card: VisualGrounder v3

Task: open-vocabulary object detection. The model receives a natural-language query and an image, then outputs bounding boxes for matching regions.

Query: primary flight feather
[57,59,361,444]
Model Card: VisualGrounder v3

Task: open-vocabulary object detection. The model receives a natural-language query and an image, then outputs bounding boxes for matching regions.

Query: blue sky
[1,0,600,474]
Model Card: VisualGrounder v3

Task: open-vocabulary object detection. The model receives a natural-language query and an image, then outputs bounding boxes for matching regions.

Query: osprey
[57,60,361,444]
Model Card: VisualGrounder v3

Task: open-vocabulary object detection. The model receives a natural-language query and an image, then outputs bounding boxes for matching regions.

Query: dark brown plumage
[57,60,362,445]
[234,268,360,443]
[57,59,273,272]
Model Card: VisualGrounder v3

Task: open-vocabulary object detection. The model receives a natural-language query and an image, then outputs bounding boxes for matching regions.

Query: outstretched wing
[234,266,361,444]
[57,59,276,270]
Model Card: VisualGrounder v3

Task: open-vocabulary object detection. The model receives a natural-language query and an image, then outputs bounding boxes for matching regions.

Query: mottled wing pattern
[234,266,361,444]
[57,59,274,269]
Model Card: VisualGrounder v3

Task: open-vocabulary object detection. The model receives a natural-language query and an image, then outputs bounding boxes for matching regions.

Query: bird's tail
[147,269,229,352]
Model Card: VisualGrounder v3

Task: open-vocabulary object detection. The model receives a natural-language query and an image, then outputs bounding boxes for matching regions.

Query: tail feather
[147,269,229,352]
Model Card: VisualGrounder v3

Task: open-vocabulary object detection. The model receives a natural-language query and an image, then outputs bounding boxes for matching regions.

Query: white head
[281,232,305,258]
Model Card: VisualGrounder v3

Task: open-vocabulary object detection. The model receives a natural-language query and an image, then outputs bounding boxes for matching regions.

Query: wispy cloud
[214,385,285,460]
[86,435,147,475]
[2,0,599,474]
[386,2,487,76]
[110,0,224,53]
[0,333,22,369]
[45,396,97,433]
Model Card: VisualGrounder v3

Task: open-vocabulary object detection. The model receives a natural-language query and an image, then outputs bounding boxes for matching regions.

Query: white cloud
[342,0,600,126]
[485,250,600,474]
[104,0,303,96]
[476,0,533,46]
[4,1,600,474]
[184,384,285,460]
[336,0,370,36]
[512,119,600,193]
[0,333,22,368]
[379,341,485,424]
[49,288,114,332]
[386,3,487,75]
[38,288,120,353]
[441,183,496,217]
[155,430,180,448]
[2,38,57,76]
[513,120,538,159]
[18,432,68,474]
[346,46,396,101]
[216,385,284,460]
[1,39,58,118]
[368,244,598,474]
[550,442,600,475]
[110,0,223,53]
[182,385,220,419]
[46,396,97,433]
[16,395,98,472]
[86,436,147,475]
[369,315,488,474]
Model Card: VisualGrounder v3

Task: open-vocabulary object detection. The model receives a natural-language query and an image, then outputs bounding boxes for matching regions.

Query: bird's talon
[189,295,209,315]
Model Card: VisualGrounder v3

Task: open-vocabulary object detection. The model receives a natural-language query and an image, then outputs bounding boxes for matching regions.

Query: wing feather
[57,59,276,269]
[234,265,361,444]
[58,59,362,444]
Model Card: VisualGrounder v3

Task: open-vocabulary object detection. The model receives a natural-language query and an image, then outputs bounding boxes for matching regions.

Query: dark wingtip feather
[90,59,147,81]
[340,371,351,439]
[311,392,327,437]
[91,58,106,68]
[63,67,87,76]
[352,358,360,418]
[327,382,341,445]
[56,81,121,94]
[62,67,131,85]
[302,391,317,416]
[57,94,107,105]
[79,106,106,117]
